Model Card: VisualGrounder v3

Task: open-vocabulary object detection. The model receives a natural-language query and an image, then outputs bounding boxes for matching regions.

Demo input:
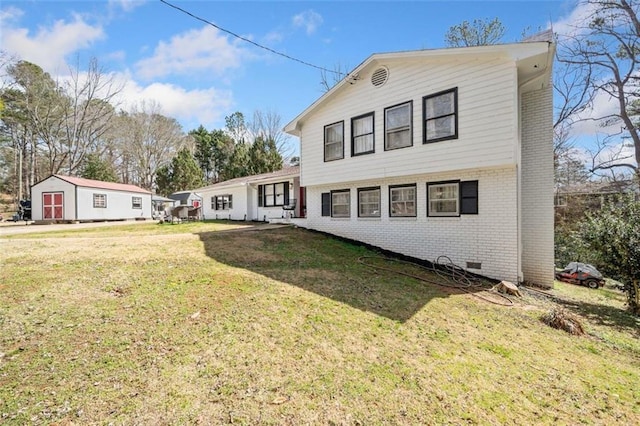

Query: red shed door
[43,192,64,219]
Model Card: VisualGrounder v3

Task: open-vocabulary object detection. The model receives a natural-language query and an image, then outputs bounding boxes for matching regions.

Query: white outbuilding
[31,175,152,223]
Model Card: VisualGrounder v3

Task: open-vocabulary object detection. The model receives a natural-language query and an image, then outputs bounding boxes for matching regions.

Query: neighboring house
[151,195,175,219]
[194,166,302,221]
[284,37,555,287]
[168,191,203,220]
[31,175,152,223]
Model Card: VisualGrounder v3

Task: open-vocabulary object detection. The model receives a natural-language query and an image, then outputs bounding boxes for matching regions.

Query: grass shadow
[553,296,640,337]
[197,226,475,322]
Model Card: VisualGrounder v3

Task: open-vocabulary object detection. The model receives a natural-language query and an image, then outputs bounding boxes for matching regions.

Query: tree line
[0,55,288,199]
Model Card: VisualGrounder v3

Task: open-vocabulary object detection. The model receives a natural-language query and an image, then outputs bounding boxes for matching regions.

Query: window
[258,182,289,207]
[213,194,233,210]
[423,88,458,143]
[351,113,374,156]
[358,187,380,217]
[132,196,142,209]
[324,121,344,161]
[385,101,412,150]
[93,193,106,208]
[427,180,478,217]
[331,189,350,217]
[389,184,416,217]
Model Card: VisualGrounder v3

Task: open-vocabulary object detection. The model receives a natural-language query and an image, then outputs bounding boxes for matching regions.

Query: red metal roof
[53,175,151,194]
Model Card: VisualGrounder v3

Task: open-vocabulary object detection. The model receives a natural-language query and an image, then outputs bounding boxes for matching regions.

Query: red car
[555,262,606,289]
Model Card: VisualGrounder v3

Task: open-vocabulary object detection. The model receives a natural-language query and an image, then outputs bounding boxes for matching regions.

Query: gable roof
[284,39,555,136]
[193,166,300,192]
[51,175,151,194]
[168,191,202,203]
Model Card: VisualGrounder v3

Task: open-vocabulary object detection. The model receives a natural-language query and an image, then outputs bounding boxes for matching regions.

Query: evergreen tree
[80,153,117,182]
[154,148,203,196]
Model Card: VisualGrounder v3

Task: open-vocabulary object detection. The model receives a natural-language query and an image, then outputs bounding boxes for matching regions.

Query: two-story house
[284,37,555,287]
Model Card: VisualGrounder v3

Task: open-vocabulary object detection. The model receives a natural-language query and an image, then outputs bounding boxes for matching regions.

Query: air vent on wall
[371,66,389,87]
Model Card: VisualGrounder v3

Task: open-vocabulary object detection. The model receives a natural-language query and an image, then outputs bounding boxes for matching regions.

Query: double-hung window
[389,184,417,217]
[132,196,142,209]
[424,88,458,143]
[427,180,478,217]
[213,195,233,210]
[93,193,106,208]
[351,113,374,156]
[258,182,289,207]
[324,121,344,161]
[385,101,412,150]
[331,189,350,217]
[358,187,380,217]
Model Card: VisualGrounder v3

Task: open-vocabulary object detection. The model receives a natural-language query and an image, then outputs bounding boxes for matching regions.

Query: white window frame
[427,182,459,217]
[351,112,375,156]
[132,196,142,209]
[358,187,381,218]
[324,121,344,161]
[384,101,413,150]
[424,88,458,143]
[93,193,107,208]
[389,184,417,217]
[331,189,350,217]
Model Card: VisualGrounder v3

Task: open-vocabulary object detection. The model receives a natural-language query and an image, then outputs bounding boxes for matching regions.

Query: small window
[93,193,106,208]
[351,112,374,156]
[213,194,233,210]
[423,88,458,143]
[132,196,142,209]
[389,184,416,217]
[427,182,459,217]
[331,189,350,217]
[385,101,412,150]
[324,121,344,161]
[358,187,380,217]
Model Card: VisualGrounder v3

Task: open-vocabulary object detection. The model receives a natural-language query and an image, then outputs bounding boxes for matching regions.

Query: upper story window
[93,193,106,208]
[389,184,416,217]
[423,88,458,143]
[324,121,344,161]
[351,112,374,156]
[384,101,413,150]
[358,187,381,217]
[331,189,350,217]
[132,196,142,209]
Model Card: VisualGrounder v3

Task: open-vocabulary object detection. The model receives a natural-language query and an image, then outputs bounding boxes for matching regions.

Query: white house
[168,191,203,220]
[284,37,555,287]
[31,175,152,223]
[194,166,302,221]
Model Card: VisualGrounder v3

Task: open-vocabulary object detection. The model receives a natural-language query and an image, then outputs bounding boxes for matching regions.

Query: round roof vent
[371,66,389,87]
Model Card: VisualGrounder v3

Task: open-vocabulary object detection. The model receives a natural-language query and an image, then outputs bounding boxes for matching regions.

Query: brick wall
[521,86,555,287]
[295,166,520,283]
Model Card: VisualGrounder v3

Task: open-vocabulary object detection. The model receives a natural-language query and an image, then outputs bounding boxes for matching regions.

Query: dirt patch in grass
[1,224,639,424]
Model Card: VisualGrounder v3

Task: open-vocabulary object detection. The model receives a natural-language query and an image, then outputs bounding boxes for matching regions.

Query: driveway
[0,220,158,236]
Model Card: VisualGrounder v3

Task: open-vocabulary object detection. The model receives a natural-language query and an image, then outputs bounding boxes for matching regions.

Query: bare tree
[444,18,506,47]
[557,0,640,181]
[319,63,349,93]
[248,109,294,159]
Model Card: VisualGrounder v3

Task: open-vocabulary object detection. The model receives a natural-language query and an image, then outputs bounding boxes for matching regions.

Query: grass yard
[1,221,639,424]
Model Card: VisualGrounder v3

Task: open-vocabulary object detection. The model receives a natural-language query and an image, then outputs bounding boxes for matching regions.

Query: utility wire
[159,0,344,76]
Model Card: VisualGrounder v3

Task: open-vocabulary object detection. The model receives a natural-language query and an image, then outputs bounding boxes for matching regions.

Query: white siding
[201,186,249,221]
[295,166,519,282]
[31,176,76,221]
[520,86,554,287]
[76,187,151,221]
[298,56,518,187]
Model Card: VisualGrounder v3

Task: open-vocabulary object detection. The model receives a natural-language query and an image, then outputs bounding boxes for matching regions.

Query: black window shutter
[258,185,264,207]
[321,192,330,216]
[284,183,290,205]
[460,181,478,214]
[229,195,233,209]
[213,196,218,210]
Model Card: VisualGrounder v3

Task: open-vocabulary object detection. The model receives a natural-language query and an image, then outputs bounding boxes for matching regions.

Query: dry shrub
[541,308,585,335]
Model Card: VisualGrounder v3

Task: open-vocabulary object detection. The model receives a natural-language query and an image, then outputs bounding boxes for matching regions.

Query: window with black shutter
[213,196,218,210]
[460,180,478,214]
[321,192,330,216]
[258,185,264,207]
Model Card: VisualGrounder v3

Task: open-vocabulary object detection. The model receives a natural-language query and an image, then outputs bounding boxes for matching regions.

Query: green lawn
[1,222,638,424]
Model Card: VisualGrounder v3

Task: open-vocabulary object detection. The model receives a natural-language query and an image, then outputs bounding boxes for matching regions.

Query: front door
[43,192,64,220]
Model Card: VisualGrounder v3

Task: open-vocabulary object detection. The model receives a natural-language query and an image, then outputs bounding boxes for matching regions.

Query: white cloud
[292,10,323,35]
[551,1,599,37]
[0,13,104,72]
[108,0,146,13]
[134,26,246,80]
[116,73,234,129]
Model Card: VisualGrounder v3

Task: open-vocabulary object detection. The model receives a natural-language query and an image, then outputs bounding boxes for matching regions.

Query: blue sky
[1,1,582,149]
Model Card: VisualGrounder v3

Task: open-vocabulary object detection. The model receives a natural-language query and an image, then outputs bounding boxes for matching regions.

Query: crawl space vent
[371,67,389,87]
